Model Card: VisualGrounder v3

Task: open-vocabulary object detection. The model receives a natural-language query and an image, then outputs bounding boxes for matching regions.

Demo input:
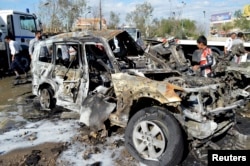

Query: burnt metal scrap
[109,73,183,127]
[145,37,191,72]
[146,36,250,99]
[226,62,250,78]
[31,30,250,165]
[224,62,250,100]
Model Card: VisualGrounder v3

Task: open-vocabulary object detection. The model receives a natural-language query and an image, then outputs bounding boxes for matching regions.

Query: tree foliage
[108,11,120,29]
[222,22,234,33]
[37,0,200,38]
[125,2,198,39]
[38,0,86,32]
[147,18,197,39]
[125,2,153,37]
[234,10,250,31]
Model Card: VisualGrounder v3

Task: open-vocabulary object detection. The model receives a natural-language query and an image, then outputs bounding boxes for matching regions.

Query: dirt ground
[0,142,67,166]
[0,75,32,105]
[0,75,203,166]
[0,75,67,166]
[0,75,140,166]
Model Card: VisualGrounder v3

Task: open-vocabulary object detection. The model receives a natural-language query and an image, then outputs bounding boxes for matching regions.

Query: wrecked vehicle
[224,62,250,101]
[145,37,191,72]
[31,30,246,165]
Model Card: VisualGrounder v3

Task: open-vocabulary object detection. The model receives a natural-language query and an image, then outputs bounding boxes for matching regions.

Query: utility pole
[203,11,206,35]
[99,0,102,30]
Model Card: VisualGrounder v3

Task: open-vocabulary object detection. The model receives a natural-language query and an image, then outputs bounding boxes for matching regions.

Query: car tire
[125,106,184,166]
[39,87,55,110]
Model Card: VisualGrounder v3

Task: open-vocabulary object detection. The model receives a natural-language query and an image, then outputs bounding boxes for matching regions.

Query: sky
[0,0,249,25]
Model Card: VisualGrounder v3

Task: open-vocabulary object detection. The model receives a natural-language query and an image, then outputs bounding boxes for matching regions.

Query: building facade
[210,4,250,37]
[73,18,107,31]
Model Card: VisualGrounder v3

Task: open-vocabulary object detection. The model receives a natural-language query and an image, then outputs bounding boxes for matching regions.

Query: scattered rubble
[60,111,80,120]
[0,142,67,166]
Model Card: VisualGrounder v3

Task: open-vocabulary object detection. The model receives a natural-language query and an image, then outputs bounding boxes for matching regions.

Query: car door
[31,41,54,96]
[51,41,88,104]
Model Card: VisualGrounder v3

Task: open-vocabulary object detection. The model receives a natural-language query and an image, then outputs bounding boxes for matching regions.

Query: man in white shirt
[29,31,41,59]
[4,35,26,79]
[231,32,248,63]
[232,32,244,45]
[224,32,236,55]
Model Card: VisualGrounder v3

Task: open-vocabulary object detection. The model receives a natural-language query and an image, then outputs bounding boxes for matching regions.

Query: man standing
[193,35,214,77]
[29,31,41,59]
[224,32,236,55]
[233,32,244,44]
[231,32,248,63]
[4,36,26,79]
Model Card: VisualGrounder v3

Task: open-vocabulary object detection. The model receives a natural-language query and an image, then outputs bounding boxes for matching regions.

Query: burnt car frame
[31,30,246,165]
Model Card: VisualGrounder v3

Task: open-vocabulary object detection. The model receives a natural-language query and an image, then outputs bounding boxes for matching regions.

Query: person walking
[29,31,42,59]
[192,35,214,77]
[4,36,26,79]
[224,32,236,56]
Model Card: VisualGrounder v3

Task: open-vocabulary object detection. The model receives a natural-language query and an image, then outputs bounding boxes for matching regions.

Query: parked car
[31,30,247,165]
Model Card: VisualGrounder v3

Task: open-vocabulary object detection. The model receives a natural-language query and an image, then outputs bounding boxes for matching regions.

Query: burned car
[225,62,250,101]
[145,37,191,72]
[31,30,246,165]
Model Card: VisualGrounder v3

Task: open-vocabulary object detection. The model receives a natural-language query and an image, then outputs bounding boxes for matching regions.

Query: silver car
[31,30,247,166]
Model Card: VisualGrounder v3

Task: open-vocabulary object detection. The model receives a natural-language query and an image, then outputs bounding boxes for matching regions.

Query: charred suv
[32,30,245,165]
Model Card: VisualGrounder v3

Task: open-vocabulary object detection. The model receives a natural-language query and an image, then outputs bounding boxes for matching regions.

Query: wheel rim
[40,89,50,109]
[132,120,167,160]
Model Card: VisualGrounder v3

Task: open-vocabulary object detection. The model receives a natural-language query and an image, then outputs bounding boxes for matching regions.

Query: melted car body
[31,30,248,166]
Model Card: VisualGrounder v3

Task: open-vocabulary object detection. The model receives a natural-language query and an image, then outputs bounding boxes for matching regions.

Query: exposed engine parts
[31,30,250,166]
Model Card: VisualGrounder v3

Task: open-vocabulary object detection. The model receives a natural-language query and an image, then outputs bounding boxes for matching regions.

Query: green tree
[125,2,153,37]
[234,10,242,18]
[124,1,198,39]
[222,22,234,34]
[149,18,197,39]
[156,19,174,37]
[108,11,120,29]
[58,0,86,31]
[38,0,86,32]
[181,19,197,38]
[234,10,250,31]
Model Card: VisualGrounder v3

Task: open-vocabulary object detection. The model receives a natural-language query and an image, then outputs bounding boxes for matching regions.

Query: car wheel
[125,106,184,166]
[39,87,55,110]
